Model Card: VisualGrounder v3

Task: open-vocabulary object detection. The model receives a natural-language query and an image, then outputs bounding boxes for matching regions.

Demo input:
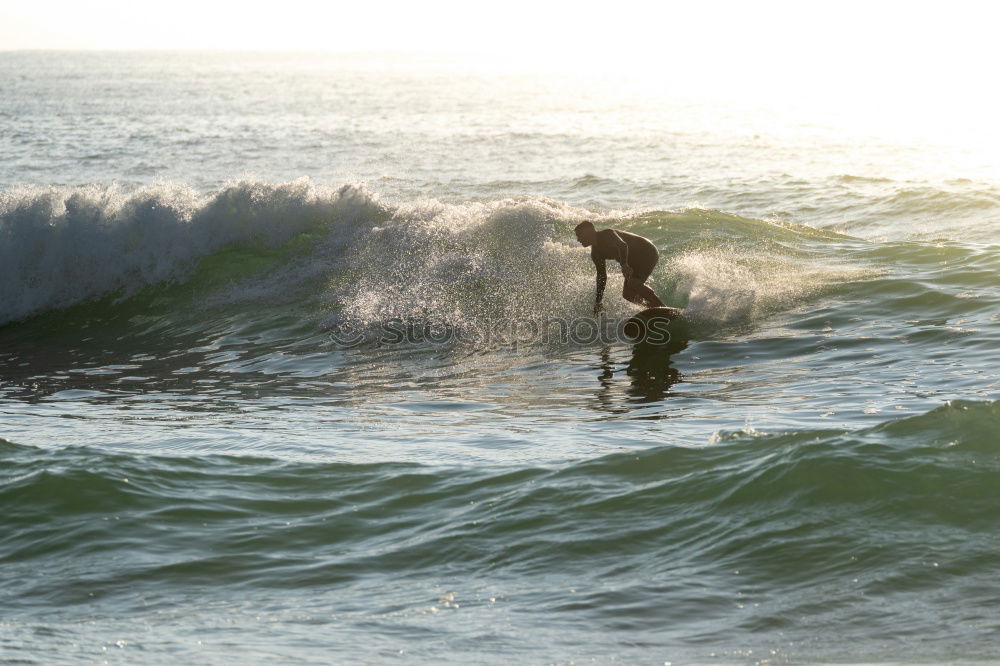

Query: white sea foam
[0,179,383,325]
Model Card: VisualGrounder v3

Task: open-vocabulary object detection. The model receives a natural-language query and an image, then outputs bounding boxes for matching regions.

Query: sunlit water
[2,52,999,665]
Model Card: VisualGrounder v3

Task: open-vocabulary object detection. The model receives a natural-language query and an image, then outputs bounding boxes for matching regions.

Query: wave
[0,179,385,325]
[2,399,997,595]
[0,179,924,338]
[885,184,1000,217]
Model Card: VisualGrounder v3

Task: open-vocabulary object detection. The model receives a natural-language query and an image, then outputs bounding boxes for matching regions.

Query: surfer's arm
[594,258,607,313]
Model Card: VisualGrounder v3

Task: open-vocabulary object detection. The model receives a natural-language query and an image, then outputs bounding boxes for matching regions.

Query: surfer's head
[574,221,596,247]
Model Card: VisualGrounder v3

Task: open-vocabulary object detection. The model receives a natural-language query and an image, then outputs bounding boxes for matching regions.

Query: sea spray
[667,247,874,327]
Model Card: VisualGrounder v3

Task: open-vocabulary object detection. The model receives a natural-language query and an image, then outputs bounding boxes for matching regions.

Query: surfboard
[623,306,688,349]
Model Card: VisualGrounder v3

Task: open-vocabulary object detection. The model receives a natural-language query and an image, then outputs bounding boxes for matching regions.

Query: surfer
[574,221,666,314]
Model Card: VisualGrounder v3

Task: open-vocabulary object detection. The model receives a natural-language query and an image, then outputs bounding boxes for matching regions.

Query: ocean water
[2,51,999,665]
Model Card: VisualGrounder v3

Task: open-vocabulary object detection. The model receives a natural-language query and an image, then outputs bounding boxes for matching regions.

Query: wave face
[1,180,880,331]
[6,179,997,354]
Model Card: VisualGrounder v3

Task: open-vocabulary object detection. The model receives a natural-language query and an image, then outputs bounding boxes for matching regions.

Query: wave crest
[0,179,384,325]
[1,182,875,335]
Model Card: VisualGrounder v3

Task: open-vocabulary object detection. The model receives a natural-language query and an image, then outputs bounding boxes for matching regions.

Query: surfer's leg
[624,279,666,308]
[638,282,666,308]
[623,281,639,304]
[624,254,665,308]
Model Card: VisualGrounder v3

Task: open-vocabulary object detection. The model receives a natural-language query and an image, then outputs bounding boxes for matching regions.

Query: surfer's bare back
[574,221,666,314]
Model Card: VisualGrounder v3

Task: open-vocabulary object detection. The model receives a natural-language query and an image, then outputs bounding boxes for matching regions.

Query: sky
[1,1,994,67]
[1,0,998,144]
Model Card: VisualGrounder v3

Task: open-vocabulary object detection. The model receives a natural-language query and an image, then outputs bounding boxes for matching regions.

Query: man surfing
[574,221,666,314]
